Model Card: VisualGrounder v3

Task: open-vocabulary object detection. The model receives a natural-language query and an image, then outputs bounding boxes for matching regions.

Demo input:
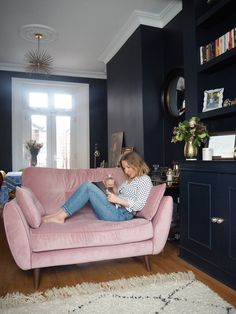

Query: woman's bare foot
[42,209,68,224]
[42,210,62,219]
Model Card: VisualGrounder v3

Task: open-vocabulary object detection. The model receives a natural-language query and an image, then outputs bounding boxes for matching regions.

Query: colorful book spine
[199,26,236,66]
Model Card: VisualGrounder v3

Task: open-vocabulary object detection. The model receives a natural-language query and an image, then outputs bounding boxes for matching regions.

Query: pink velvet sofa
[3,167,173,288]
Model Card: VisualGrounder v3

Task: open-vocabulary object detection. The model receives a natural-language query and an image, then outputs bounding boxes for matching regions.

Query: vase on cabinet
[184,140,198,160]
[30,154,38,167]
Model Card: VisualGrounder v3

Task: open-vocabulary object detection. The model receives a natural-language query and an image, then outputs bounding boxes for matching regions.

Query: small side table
[150,175,180,241]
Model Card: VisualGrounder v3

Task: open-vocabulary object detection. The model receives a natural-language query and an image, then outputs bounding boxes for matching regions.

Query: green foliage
[171,117,209,147]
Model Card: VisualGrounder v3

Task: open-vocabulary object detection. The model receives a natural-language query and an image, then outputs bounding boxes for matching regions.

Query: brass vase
[184,140,198,160]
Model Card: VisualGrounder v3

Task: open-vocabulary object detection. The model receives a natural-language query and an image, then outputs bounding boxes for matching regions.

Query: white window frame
[12,78,90,170]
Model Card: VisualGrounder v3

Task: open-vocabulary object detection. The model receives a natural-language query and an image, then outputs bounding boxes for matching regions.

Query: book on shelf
[199,27,236,65]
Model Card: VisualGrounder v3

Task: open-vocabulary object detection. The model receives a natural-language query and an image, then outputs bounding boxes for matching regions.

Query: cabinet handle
[216,218,224,224]
[211,217,224,224]
[211,217,217,223]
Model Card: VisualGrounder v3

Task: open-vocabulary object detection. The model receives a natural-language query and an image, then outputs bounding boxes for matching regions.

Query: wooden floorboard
[0,215,235,307]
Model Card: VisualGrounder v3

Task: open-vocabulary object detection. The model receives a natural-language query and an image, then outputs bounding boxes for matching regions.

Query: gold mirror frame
[162,68,185,117]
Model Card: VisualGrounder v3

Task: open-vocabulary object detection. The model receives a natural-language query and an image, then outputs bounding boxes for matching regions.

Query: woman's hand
[106,191,129,208]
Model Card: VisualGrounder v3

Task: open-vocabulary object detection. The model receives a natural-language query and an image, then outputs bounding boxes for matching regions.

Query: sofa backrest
[22,167,125,213]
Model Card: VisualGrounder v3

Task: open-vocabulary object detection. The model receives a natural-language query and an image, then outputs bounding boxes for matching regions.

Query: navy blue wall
[0,71,107,171]
[107,16,184,169]
[107,25,165,169]
[162,11,185,165]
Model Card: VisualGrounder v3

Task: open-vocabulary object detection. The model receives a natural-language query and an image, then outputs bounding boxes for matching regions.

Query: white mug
[202,148,213,160]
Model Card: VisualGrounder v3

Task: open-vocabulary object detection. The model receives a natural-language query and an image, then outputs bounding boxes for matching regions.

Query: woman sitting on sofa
[42,151,153,223]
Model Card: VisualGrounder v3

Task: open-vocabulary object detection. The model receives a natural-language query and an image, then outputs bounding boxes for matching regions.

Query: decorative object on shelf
[162,68,185,117]
[20,24,57,74]
[172,116,209,160]
[231,98,236,105]
[223,98,231,107]
[184,140,198,160]
[203,88,224,112]
[150,166,168,185]
[223,97,236,107]
[166,168,173,186]
[172,161,180,183]
[152,164,159,172]
[208,132,236,160]
[25,139,43,167]
[202,147,213,160]
[93,143,100,168]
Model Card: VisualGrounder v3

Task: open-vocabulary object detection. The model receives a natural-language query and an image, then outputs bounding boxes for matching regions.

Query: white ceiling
[0,0,182,79]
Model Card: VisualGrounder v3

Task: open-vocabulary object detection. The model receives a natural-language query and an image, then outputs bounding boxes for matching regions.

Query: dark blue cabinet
[179,161,236,289]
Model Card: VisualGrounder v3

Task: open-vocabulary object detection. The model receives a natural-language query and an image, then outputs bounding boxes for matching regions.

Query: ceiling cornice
[0,62,106,79]
[0,1,181,79]
[99,0,182,64]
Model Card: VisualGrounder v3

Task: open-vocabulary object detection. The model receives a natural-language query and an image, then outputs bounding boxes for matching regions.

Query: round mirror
[162,68,185,117]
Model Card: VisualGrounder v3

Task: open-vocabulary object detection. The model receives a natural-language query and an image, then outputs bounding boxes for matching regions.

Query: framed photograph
[203,88,224,112]
[109,132,123,167]
[208,131,236,160]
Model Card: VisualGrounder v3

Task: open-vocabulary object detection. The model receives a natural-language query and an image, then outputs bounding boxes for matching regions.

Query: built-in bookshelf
[199,28,236,65]
[195,0,236,119]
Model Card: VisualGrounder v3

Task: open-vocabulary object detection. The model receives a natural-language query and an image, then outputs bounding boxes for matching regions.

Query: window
[12,78,89,170]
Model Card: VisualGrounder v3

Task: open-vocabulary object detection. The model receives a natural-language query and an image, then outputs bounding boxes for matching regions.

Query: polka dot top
[118,174,153,213]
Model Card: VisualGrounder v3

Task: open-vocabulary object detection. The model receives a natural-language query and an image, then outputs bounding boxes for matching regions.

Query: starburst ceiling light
[20,24,57,75]
[25,33,53,74]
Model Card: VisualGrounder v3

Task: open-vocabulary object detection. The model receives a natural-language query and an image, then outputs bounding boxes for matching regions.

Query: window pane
[31,115,47,167]
[54,94,72,110]
[29,92,48,108]
[56,116,70,169]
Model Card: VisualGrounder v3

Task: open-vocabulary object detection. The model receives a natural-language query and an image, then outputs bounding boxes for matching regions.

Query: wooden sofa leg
[144,255,151,272]
[33,268,40,289]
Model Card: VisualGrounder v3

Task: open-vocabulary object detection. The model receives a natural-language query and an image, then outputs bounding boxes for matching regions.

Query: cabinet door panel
[179,159,236,289]
[188,182,212,248]
[217,175,236,273]
[180,172,216,261]
[229,187,236,260]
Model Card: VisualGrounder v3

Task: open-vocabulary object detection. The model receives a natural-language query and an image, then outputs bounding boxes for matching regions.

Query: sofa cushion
[136,184,166,220]
[30,207,153,252]
[21,186,45,215]
[16,187,43,228]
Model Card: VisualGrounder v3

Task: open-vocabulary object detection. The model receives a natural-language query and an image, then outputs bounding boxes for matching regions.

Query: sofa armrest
[3,199,32,270]
[151,195,173,254]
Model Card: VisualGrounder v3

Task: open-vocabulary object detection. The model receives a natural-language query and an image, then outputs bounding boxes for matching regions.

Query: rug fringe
[0,271,195,309]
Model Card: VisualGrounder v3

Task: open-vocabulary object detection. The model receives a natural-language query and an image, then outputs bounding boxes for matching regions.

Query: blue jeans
[63,182,134,221]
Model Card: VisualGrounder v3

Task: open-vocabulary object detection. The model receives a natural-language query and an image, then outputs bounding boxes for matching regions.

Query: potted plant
[171,116,209,159]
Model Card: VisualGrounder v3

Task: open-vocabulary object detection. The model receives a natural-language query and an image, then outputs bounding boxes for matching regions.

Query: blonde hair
[119,151,150,178]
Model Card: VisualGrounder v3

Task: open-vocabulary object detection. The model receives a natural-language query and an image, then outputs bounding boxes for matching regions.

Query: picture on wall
[208,132,236,159]
[109,132,123,167]
[202,88,224,112]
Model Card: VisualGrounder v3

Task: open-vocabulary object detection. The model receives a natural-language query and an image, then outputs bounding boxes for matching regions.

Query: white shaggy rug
[0,271,235,314]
